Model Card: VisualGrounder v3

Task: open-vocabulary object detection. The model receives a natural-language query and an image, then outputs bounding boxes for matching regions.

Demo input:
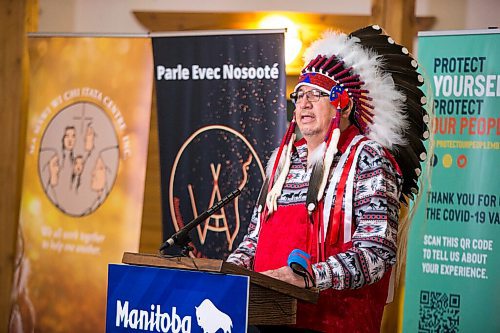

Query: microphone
[159,188,242,253]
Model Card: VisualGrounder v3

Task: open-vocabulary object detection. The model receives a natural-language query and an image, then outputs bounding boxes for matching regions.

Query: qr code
[418,290,460,332]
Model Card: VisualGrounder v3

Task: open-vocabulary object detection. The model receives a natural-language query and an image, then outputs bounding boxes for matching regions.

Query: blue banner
[152,31,287,259]
[106,264,249,333]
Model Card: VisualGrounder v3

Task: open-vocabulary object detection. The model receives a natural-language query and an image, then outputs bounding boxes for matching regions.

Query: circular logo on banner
[457,154,467,168]
[169,125,265,258]
[38,102,119,216]
[442,154,453,168]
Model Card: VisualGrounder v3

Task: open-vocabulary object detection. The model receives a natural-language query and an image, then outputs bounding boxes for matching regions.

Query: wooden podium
[122,252,319,325]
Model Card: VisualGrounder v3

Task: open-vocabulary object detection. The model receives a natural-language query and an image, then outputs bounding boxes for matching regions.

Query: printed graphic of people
[85,146,118,215]
[71,155,84,192]
[61,126,76,168]
[39,148,61,207]
[38,102,119,216]
[84,123,95,154]
[91,157,106,195]
[49,154,60,187]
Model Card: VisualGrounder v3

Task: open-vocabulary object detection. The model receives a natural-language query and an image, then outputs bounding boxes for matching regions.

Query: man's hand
[261,266,306,288]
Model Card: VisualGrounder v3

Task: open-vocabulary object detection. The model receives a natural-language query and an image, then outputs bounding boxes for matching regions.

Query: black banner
[153,31,286,259]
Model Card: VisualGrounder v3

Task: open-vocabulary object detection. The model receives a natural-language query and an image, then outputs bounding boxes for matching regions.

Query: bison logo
[195,299,233,333]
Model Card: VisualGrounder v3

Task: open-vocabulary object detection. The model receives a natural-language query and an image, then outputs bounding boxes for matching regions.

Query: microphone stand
[159,188,241,257]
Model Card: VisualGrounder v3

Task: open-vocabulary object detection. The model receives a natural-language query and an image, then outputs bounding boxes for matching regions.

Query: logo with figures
[169,125,265,257]
[38,100,119,216]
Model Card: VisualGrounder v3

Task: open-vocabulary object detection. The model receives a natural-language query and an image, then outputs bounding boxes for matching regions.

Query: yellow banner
[11,36,152,332]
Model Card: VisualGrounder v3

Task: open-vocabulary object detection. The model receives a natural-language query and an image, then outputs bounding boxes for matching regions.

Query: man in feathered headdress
[228,25,430,332]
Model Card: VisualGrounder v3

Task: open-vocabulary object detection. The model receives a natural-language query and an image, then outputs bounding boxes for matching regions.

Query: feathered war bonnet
[259,25,430,219]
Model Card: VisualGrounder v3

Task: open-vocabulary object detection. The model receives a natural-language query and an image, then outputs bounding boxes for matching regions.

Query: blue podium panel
[106,264,249,333]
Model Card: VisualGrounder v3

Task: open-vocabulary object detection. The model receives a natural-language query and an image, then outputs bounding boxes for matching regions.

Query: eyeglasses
[290,89,329,105]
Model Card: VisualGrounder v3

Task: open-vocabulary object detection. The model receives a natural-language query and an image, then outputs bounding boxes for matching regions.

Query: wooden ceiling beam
[134,10,435,35]
[372,0,417,51]
[133,10,435,74]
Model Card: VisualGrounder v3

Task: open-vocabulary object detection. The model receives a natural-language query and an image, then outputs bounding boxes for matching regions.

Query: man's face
[294,86,335,143]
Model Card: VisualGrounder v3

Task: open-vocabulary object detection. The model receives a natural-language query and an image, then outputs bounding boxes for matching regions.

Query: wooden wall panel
[0,0,37,330]
[139,87,163,254]
[372,0,418,51]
